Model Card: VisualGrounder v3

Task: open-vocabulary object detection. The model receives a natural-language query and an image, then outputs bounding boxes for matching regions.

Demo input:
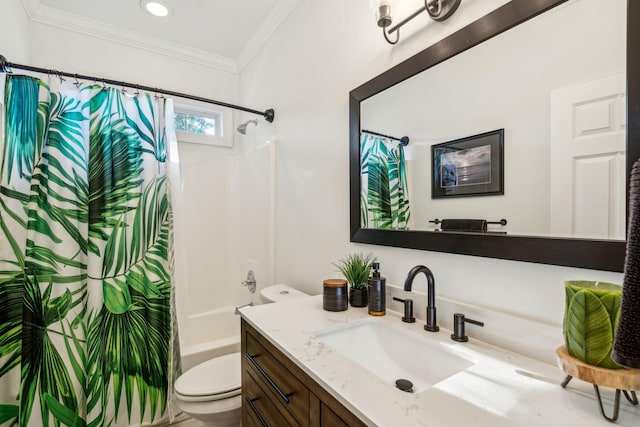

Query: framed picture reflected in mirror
[431,129,504,199]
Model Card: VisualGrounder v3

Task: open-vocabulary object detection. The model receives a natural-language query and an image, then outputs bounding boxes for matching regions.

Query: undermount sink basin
[313,318,475,393]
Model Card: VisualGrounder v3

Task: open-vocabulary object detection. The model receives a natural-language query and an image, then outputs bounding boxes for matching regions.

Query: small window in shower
[174,103,233,147]
[175,111,217,135]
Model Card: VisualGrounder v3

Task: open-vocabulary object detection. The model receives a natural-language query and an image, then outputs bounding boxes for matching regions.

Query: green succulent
[333,253,377,290]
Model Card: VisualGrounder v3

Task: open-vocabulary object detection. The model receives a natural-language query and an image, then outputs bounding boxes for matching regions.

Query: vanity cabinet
[241,319,367,427]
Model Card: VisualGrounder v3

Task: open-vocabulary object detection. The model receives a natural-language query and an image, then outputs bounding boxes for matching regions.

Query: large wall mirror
[349,0,639,272]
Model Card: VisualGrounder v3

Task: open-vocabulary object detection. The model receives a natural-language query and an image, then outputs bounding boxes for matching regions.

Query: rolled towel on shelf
[612,159,640,369]
[440,219,488,233]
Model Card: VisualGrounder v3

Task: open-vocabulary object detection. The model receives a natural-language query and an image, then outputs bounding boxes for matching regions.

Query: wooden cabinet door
[320,403,350,427]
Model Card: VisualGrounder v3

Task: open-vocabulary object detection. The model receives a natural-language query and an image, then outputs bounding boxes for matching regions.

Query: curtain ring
[73,73,81,87]
[57,71,65,84]
[121,81,127,95]
[1,59,13,74]
[0,55,11,73]
[101,79,107,91]
[134,84,140,96]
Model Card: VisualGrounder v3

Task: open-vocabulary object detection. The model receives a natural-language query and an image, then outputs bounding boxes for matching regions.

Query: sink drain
[395,378,413,393]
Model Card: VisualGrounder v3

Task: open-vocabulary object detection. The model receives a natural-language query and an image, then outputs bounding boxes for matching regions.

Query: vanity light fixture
[373,0,461,45]
[141,0,170,17]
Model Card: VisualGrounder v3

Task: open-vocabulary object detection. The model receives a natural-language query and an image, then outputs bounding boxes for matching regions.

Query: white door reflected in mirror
[550,73,626,240]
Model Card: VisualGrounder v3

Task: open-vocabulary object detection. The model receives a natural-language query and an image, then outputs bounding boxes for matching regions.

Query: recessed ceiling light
[141,0,170,17]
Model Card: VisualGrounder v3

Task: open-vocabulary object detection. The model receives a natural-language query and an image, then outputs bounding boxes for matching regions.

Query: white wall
[25,23,238,99]
[0,6,262,348]
[0,0,30,63]
[240,0,624,329]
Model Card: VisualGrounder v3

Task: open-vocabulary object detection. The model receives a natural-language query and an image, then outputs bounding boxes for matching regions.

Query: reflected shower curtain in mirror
[0,75,180,426]
[360,133,411,230]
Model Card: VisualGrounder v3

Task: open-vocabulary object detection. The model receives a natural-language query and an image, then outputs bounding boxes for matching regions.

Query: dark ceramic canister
[323,279,348,312]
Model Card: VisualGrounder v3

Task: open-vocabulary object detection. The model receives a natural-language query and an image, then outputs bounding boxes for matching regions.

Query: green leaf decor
[564,281,623,369]
[0,75,179,426]
[360,133,411,230]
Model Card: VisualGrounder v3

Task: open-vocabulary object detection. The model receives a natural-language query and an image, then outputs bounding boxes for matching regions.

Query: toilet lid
[175,352,241,398]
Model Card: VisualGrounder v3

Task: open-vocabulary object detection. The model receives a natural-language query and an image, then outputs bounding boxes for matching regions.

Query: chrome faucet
[404,265,439,332]
[235,302,253,315]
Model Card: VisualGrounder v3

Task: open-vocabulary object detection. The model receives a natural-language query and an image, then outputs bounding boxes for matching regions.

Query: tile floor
[168,419,201,427]
[154,414,202,426]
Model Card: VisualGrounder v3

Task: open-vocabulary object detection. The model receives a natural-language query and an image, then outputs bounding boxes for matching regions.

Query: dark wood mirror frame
[350,0,639,272]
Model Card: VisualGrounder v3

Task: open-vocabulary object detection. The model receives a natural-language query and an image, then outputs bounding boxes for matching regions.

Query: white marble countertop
[240,295,639,427]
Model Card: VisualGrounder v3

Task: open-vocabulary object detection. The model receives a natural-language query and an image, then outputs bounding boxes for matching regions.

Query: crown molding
[21,0,239,73]
[236,0,299,72]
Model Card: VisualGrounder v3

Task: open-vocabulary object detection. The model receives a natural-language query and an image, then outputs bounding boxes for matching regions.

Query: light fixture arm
[383,27,400,45]
[387,7,427,36]
[380,0,462,45]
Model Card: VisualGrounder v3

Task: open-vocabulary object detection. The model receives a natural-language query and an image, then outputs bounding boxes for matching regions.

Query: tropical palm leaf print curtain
[360,132,411,230]
[0,74,180,426]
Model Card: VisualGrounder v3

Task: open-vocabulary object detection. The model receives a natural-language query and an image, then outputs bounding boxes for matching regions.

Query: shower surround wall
[176,129,275,355]
[0,0,272,365]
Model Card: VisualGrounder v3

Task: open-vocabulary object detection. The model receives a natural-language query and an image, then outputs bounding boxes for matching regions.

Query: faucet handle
[393,297,416,323]
[451,313,484,342]
[241,270,257,293]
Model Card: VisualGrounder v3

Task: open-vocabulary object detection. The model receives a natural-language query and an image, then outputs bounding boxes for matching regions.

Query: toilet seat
[175,352,241,402]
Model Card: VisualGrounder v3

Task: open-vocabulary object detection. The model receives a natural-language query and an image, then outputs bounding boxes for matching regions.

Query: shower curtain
[360,132,411,230]
[0,74,180,426]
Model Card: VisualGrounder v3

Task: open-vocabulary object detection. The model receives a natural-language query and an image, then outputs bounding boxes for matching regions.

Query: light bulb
[370,0,393,28]
[141,1,170,17]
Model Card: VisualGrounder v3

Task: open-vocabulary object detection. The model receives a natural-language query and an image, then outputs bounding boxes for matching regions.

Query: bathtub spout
[235,302,254,315]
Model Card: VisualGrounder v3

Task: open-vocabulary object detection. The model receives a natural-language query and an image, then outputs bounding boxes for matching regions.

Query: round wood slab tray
[556,346,640,391]
[556,345,639,422]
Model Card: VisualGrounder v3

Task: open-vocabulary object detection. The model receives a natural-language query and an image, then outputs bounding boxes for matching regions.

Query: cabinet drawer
[245,329,309,425]
[244,370,292,427]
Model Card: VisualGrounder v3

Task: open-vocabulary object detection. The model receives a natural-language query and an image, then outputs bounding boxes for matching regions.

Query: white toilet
[174,284,308,426]
[174,353,241,426]
[259,283,308,303]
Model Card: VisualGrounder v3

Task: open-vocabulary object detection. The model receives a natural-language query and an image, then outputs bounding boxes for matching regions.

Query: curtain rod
[361,129,409,146]
[0,55,274,123]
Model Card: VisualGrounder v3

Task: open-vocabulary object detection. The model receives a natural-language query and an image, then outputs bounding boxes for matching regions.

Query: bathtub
[180,305,242,372]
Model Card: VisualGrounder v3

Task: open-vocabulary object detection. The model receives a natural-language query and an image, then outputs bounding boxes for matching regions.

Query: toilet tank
[260,284,308,303]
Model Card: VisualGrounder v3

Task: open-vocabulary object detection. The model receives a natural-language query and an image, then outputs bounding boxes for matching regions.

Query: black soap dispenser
[368,262,386,316]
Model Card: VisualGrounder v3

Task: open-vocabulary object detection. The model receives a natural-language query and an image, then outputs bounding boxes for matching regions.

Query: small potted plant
[333,253,376,307]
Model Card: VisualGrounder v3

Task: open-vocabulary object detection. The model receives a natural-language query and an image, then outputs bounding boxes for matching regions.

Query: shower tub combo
[180,306,242,372]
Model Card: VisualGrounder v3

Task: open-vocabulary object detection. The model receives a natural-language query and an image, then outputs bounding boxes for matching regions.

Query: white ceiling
[21,0,299,73]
